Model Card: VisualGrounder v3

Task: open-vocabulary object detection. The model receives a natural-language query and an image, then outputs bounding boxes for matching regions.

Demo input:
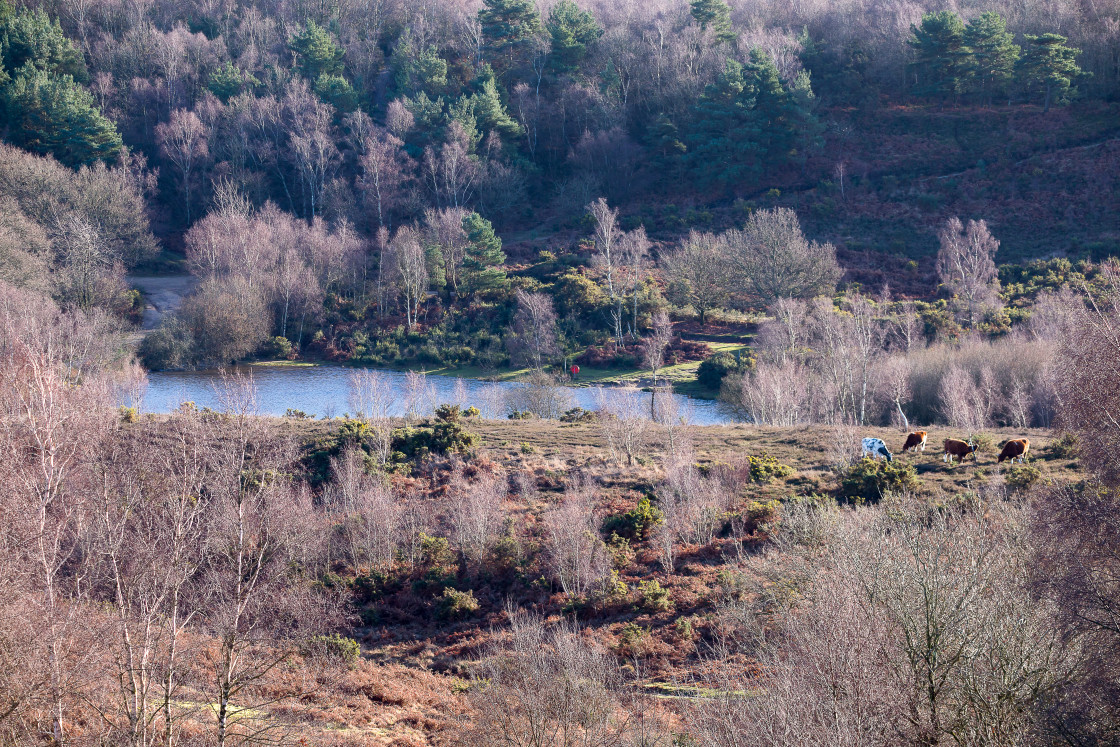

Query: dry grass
[127,415,1077,745]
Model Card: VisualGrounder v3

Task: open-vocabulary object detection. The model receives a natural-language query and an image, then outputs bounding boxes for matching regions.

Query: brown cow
[998,438,1030,464]
[943,438,978,463]
[902,431,928,452]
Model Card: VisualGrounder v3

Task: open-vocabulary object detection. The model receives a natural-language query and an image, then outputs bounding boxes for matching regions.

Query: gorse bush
[438,587,480,620]
[748,453,795,482]
[301,634,361,668]
[839,458,921,504]
[637,579,673,612]
[602,497,664,540]
[1005,463,1043,492]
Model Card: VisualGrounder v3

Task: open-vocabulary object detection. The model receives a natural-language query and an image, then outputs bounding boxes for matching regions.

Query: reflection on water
[144,365,738,426]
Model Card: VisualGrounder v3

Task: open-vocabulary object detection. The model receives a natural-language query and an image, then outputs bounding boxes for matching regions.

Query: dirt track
[128,275,196,330]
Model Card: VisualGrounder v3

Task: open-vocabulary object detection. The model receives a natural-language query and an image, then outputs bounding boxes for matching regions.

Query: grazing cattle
[862,437,894,463]
[902,431,928,452]
[998,438,1030,464]
[943,438,978,463]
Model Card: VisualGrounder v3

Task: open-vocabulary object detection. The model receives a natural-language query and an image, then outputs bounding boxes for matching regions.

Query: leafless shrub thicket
[542,475,611,599]
[695,503,1068,747]
[725,290,1060,428]
[466,611,664,747]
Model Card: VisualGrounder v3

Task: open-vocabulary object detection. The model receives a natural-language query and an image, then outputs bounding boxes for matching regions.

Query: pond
[144,365,740,426]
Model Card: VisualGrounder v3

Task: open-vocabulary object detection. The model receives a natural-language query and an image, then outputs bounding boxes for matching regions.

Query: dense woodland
[3,0,1120,744]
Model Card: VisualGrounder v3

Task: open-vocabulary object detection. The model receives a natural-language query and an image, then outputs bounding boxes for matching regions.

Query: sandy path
[128,275,196,330]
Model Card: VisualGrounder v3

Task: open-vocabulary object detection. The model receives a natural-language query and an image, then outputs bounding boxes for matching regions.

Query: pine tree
[3,66,121,166]
[546,0,602,72]
[471,71,522,139]
[686,58,760,186]
[289,21,345,81]
[689,0,735,45]
[461,212,507,296]
[686,48,817,188]
[1017,33,1085,112]
[0,3,87,82]
[963,12,1018,106]
[908,11,967,103]
[478,0,543,77]
[208,61,256,102]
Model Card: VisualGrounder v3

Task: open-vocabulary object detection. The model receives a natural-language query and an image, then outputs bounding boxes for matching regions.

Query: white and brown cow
[997,438,1030,464]
[902,431,928,452]
[943,438,978,464]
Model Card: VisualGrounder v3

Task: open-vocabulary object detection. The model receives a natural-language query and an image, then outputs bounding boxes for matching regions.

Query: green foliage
[602,497,664,540]
[396,39,448,96]
[138,317,194,370]
[839,457,921,505]
[0,4,86,82]
[314,72,358,112]
[560,407,596,423]
[289,21,344,80]
[748,453,794,482]
[419,532,454,569]
[617,621,647,654]
[118,405,138,424]
[261,335,293,359]
[971,433,995,453]
[1048,433,1079,460]
[391,419,479,459]
[689,0,735,44]
[908,11,967,101]
[686,49,817,188]
[301,634,361,667]
[637,579,673,612]
[467,71,521,139]
[462,212,507,295]
[1005,463,1042,492]
[546,0,602,72]
[478,0,543,75]
[208,61,256,102]
[551,271,605,318]
[696,350,754,390]
[1017,33,1085,111]
[438,587,480,619]
[3,66,121,167]
[434,403,462,422]
[962,12,1018,104]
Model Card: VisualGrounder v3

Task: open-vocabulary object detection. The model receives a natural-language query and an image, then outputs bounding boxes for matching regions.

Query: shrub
[419,533,454,569]
[434,403,461,422]
[838,458,921,505]
[438,587,480,620]
[674,616,695,640]
[284,408,313,419]
[602,497,664,540]
[1005,463,1043,492]
[391,419,478,459]
[971,433,995,453]
[748,453,794,482]
[301,634,361,668]
[696,351,755,390]
[138,317,194,370]
[520,442,536,454]
[1048,433,1079,459]
[463,406,480,418]
[118,405,138,424]
[637,579,673,612]
[617,622,647,655]
[560,407,596,423]
[260,335,293,359]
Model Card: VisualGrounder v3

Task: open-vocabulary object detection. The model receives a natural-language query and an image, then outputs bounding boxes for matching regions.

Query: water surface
[145,365,738,426]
